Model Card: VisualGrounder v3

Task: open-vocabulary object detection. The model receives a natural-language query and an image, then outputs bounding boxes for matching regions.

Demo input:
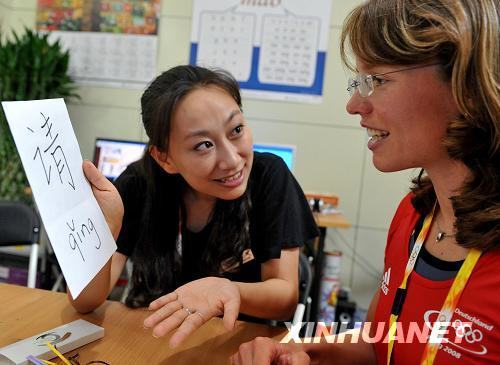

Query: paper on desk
[1,99,116,298]
[0,319,104,365]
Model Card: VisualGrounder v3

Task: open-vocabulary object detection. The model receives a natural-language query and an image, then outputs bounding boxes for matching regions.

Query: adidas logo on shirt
[381,268,391,295]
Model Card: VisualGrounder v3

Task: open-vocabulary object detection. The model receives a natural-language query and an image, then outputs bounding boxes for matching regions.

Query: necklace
[435,215,456,242]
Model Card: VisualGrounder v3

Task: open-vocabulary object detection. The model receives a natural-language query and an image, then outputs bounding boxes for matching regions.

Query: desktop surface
[0,284,286,364]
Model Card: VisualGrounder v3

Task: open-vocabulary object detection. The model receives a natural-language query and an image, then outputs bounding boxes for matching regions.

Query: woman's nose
[218,141,240,170]
[346,91,372,116]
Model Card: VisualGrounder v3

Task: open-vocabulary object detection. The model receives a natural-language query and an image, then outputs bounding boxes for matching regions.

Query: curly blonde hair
[341,0,500,250]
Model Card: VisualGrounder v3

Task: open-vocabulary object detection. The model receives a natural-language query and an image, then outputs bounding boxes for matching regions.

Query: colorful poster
[36,0,160,88]
[190,0,332,103]
[37,0,159,34]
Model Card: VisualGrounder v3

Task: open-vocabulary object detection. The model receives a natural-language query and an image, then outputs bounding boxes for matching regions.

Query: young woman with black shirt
[68,65,318,347]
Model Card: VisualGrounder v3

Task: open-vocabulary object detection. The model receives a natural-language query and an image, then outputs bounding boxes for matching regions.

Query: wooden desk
[0,284,286,364]
[313,212,351,229]
[308,212,351,323]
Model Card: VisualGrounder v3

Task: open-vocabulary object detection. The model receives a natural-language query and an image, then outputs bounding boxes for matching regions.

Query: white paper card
[1,99,116,298]
[0,319,104,365]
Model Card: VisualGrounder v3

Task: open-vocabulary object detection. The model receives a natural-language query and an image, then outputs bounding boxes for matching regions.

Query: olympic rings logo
[452,320,483,344]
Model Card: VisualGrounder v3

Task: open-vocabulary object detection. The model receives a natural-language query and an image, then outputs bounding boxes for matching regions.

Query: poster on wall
[36,0,160,88]
[190,0,332,103]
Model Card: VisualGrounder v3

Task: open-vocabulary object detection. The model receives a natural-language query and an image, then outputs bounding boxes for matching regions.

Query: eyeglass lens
[347,74,373,97]
[347,73,373,98]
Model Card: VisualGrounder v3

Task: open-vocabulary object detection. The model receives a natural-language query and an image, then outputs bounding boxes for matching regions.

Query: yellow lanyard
[386,205,482,365]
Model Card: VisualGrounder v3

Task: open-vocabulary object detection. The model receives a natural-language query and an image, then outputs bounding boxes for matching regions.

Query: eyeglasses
[347,63,440,97]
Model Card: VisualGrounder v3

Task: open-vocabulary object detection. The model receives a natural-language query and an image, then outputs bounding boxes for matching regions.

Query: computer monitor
[253,143,296,171]
[93,138,147,180]
[93,139,294,180]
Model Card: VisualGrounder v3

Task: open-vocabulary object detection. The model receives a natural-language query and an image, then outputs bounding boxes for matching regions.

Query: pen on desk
[26,355,45,365]
[45,342,72,365]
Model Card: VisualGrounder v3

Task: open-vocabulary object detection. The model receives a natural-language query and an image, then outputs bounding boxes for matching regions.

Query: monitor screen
[253,143,296,171]
[94,138,147,180]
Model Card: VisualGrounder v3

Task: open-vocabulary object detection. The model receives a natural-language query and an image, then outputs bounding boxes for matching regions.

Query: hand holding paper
[82,160,123,240]
[1,98,117,299]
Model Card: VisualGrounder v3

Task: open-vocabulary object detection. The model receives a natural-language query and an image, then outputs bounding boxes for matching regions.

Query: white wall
[0,0,13,39]
[0,0,34,37]
[3,0,418,308]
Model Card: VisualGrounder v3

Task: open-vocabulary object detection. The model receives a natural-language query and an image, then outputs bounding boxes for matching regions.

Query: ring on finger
[184,307,196,316]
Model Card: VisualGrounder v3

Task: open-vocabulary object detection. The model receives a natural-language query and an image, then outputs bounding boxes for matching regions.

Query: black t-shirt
[114,152,319,287]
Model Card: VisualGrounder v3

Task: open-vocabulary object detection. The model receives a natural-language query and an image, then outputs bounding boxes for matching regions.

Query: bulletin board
[190,0,332,103]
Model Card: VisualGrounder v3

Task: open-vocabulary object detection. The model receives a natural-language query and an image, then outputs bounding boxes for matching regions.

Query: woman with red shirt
[231,0,500,364]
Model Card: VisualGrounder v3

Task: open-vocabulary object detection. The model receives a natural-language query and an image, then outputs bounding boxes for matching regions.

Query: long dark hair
[341,0,500,250]
[125,65,252,307]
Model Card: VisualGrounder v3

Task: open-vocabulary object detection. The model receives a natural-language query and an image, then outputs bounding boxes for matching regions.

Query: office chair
[0,200,41,288]
[267,252,313,328]
[292,251,313,325]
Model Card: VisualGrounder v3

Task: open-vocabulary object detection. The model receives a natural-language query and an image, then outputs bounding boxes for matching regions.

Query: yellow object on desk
[45,342,71,365]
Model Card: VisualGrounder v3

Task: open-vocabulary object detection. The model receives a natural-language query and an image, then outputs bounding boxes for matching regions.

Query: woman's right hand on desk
[82,160,124,239]
[231,337,310,365]
[143,277,241,348]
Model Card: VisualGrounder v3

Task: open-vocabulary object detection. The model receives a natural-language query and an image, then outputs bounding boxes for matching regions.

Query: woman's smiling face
[346,60,460,173]
[156,85,254,201]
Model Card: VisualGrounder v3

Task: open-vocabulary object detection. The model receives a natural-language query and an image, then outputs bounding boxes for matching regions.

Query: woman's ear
[150,146,179,174]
